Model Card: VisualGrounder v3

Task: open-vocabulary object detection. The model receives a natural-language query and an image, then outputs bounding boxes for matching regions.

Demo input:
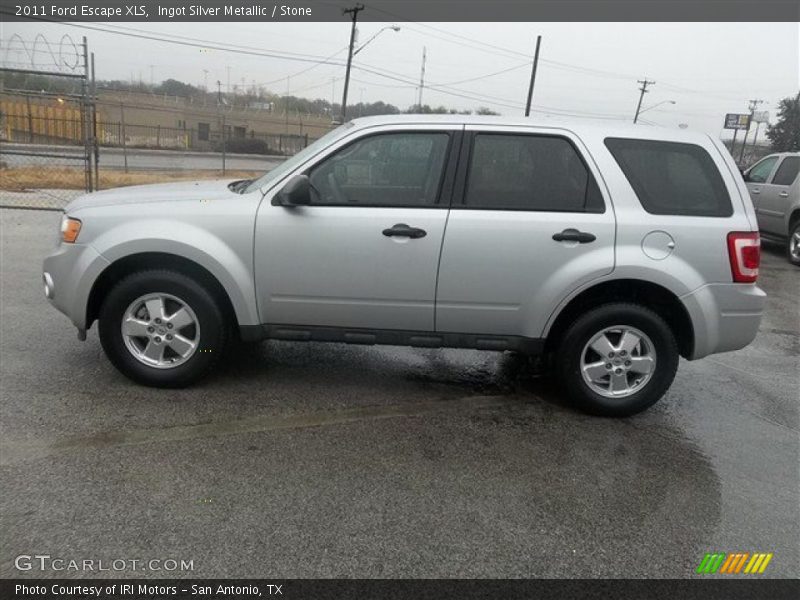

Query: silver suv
[43,116,766,416]
[743,152,800,266]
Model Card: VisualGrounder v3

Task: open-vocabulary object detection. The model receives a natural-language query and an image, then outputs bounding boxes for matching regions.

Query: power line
[6,11,752,122]
[1,12,351,67]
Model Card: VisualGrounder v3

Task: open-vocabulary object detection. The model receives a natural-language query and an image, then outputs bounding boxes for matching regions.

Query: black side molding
[239,324,544,355]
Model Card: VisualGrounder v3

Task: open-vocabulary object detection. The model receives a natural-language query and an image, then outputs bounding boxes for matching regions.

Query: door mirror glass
[274,175,312,206]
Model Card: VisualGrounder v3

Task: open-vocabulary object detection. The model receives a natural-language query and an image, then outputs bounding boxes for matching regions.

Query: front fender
[87,219,259,327]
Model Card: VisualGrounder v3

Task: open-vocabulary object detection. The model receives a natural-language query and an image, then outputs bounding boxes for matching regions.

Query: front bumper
[680,283,767,360]
[42,242,109,332]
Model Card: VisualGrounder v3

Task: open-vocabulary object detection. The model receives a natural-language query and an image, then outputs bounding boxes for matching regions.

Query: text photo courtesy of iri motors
[0,1,798,599]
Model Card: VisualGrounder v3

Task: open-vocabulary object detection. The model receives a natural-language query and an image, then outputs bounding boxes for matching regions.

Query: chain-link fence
[1,34,98,210]
[1,98,318,210]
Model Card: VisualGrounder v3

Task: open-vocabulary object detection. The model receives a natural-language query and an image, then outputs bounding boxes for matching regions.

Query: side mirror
[740,169,750,182]
[273,175,312,206]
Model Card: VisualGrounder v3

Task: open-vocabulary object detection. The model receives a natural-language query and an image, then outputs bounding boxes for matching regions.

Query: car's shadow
[218,339,574,411]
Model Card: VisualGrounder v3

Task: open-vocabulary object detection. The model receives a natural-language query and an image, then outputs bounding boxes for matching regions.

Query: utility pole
[216,80,226,173]
[417,46,427,109]
[633,79,655,124]
[739,98,764,164]
[285,75,290,134]
[149,64,155,87]
[202,69,209,91]
[226,66,232,94]
[525,35,542,117]
[340,3,365,122]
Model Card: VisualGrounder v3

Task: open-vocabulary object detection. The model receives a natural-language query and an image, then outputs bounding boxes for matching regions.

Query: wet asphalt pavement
[1,208,798,578]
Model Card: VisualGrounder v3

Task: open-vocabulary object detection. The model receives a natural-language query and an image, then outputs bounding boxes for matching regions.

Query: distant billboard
[724,113,751,130]
[752,111,769,124]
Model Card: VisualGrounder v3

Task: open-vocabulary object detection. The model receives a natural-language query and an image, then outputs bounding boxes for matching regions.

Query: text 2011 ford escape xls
[43,115,766,416]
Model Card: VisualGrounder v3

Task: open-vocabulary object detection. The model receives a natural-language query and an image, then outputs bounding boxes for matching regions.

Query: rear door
[435,126,615,339]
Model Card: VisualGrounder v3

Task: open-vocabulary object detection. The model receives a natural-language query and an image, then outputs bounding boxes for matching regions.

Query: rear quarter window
[604,138,733,217]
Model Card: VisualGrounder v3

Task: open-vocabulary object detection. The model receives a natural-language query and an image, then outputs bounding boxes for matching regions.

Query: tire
[555,303,679,417]
[787,221,800,267]
[98,269,229,387]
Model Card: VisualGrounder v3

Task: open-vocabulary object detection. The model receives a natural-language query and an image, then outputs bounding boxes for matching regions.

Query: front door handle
[383,223,427,239]
[552,228,596,244]
[751,188,761,194]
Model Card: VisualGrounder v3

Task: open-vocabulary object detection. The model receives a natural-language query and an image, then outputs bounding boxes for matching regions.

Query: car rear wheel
[788,221,800,267]
[99,270,228,387]
[556,303,679,417]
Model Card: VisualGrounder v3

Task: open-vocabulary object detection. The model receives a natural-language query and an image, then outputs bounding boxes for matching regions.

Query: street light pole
[340,3,365,122]
[353,25,400,56]
[637,99,676,116]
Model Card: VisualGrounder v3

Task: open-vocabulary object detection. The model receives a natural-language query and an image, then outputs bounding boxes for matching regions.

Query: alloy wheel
[580,325,657,398]
[121,293,200,369]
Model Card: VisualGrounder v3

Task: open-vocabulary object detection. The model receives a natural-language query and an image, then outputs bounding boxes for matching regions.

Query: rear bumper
[681,283,766,360]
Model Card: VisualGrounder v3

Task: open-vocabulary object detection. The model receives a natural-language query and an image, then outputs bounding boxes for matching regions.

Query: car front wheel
[98,269,228,387]
[556,303,679,417]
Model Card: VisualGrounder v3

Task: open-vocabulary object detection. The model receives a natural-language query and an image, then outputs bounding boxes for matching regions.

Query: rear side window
[464,134,604,212]
[605,138,733,217]
[772,157,800,186]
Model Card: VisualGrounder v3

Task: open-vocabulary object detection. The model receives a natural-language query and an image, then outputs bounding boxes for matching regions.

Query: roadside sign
[724,113,751,130]
[752,111,769,124]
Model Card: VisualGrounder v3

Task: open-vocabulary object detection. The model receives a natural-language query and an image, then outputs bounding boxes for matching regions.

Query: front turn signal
[61,216,82,243]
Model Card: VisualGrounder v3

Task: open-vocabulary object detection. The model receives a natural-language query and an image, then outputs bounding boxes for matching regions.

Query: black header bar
[1,0,799,22]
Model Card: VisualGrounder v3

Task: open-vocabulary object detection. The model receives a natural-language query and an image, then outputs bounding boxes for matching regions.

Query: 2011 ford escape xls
[43,116,766,416]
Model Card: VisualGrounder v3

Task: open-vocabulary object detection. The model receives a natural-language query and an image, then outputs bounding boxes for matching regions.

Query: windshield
[243,123,354,194]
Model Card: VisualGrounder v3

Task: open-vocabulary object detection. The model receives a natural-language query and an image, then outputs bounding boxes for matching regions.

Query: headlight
[60,215,82,243]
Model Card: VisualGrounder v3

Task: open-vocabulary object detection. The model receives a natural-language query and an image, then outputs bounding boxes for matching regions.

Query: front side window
[745,156,778,184]
[463,134,604,212]
[308,132,450,207]
[771,157,800,186]
[605,138,733,217]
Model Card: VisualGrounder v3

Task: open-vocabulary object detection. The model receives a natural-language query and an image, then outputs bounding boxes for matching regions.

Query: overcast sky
[3,20,798,138]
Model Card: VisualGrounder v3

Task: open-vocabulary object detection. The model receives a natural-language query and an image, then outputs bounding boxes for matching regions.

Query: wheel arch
[543,278,695,359]
[788,207,800,234]
[86,252,241,335]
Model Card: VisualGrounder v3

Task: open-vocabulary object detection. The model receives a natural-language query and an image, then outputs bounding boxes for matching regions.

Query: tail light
[727,232,760,283]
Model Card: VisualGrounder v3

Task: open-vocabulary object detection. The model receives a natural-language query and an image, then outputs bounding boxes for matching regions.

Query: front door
[255,127,458,331]
[745,155,780,233]
[757,156,800,235]
[435,127,616,338]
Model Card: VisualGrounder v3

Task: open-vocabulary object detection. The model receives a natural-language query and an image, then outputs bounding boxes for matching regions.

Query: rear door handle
[383,223,427,239]
[552,228,596,244]
[751,188,761,194]
[779,191,789,198]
